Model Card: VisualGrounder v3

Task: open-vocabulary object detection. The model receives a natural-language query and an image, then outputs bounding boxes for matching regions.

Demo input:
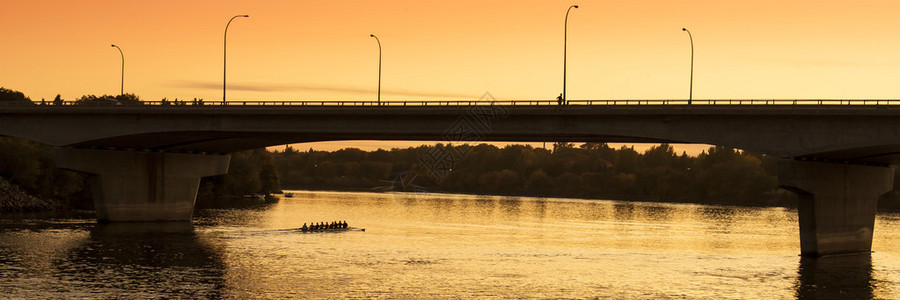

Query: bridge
[3,99,900,257]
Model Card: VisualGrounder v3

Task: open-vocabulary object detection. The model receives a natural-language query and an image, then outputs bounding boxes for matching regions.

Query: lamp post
[682,27,694,104]
[110,44,124,95]
[370,34,382,105]
[223,14,249,103]
[563,4,579,103]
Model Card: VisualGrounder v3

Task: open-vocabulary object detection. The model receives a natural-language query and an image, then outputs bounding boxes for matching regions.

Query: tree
[642,144,676,170]
[74,93,143,106]
[552,142,576,153]
[693,147,777,203]
[0,87,33,106]
[115,93,143,106]
[525,169,553,195]
[0,137,89,206]
[614,146,640,174]
[196,148,282,206]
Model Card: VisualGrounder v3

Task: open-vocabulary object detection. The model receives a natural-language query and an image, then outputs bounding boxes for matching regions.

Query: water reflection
[532,198,548,219]
[5,192,900,298]
[698,206,739,229]
[194,206,276,227]
[0,219,90,291]
[59,222,227,298]
[796,254,874,299]
[82,222,220,267]
[498,196,522,215]
[640,204,675,222]
[613,202,636,220]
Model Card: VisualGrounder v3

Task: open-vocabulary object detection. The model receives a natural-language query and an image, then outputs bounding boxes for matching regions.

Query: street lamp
[223,14,249,103]
[682,27,694,104]
[563,4,579,104]
[110,44,124,95]
[370,34,382,105]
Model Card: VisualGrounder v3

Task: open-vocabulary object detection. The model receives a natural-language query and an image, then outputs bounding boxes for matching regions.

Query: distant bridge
[2,99,899,257]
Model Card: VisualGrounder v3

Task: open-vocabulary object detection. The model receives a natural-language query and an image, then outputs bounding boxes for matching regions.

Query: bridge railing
[569,99,900,105]
[25,99,900,107]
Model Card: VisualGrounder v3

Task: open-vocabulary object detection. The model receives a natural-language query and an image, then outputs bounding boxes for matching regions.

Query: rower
[301,223,308,231]
[342,221,348,228]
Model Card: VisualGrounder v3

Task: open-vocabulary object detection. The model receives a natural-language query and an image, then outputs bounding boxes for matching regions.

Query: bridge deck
[3,102,900,164]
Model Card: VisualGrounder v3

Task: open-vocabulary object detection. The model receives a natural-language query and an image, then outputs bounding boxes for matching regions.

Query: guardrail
[22,99,900,107]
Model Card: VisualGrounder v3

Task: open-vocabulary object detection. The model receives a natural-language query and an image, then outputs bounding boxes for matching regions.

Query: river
[2,191,899,298]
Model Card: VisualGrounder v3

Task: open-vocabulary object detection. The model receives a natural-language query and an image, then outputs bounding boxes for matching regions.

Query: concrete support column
[778,159,893,257]
[55,148,230,222]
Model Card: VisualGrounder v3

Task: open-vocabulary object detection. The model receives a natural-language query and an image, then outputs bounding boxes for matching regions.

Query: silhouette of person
[557,94,563,106]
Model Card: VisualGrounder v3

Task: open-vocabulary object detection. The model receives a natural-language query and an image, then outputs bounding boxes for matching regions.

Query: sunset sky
[3,0,900,152]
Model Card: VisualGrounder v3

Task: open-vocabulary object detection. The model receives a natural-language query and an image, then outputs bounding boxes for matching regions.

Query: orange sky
[3,0,900,153]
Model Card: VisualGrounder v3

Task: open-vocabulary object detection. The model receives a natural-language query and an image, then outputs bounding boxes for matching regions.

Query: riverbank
[0,177,61,211]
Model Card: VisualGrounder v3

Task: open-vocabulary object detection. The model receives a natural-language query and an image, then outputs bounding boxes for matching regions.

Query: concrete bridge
[2,99,900,257]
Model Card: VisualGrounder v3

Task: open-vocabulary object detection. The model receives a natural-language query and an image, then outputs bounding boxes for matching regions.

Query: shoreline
[278,187,900,213]
[279,186,797,209]
[0,177,61,212]
[6,184,900,214]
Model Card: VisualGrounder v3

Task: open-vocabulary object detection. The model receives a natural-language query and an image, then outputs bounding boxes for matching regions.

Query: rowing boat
[298,227,365,233]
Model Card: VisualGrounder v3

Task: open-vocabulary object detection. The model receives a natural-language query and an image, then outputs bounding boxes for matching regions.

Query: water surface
[2,191,899,298]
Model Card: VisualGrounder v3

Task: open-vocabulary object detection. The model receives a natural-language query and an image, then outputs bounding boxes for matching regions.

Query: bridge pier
[778,159,893,257]
[55,148,230,222]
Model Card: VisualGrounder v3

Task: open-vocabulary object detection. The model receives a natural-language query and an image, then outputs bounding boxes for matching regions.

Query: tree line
[270,143,900,210]
[271,143,795,207]
[0,87,143,106]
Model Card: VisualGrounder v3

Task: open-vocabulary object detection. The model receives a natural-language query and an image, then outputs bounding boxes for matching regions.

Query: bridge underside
[23,106,898,167]
[70,131,677,154]
[76,132,900,168]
